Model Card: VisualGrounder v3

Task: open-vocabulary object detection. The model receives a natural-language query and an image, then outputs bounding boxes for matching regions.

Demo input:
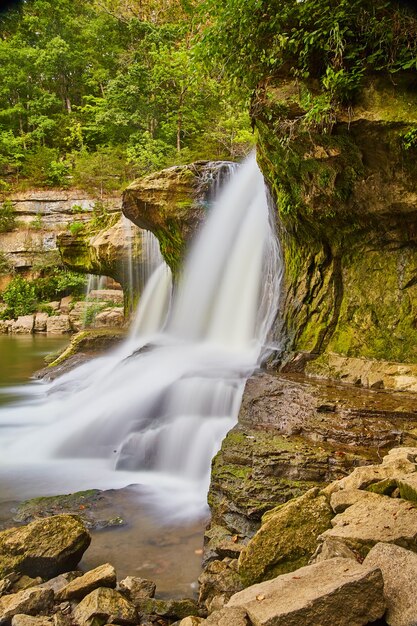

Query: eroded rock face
[255,73,417,376]
[57,216,142,306]
[0,191,120,289]
[122,161,234,274]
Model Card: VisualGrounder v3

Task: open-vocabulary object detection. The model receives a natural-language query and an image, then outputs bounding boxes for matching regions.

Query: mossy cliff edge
[255,74,417,384]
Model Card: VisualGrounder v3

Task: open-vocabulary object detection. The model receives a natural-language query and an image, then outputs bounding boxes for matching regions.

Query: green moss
[48,329,125,367]
[238,488,334,585]
[367,479,398,496]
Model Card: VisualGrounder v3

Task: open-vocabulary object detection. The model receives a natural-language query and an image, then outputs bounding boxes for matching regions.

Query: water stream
[0,154,283,521]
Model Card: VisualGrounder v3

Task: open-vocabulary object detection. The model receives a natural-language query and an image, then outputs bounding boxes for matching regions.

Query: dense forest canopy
[1,0,416,192]
[0,0,253,192]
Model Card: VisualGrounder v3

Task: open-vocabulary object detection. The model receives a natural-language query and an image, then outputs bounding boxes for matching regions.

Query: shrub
[68,221,85,236]
[1,276,37,318]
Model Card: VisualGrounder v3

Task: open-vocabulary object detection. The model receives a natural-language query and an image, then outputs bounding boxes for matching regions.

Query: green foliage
[83,302,106,327]
[0,200,16,232]
[1,276,37,318]
[29,214,43,230]
[0,269,86,319]
[198,0,417,104]
[402,128,417,151]
[68,221,85,236]
[0,0,252,187]
[88,201,113,231]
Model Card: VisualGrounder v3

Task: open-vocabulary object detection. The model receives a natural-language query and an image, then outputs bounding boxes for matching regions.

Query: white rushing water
[0,154,283,519]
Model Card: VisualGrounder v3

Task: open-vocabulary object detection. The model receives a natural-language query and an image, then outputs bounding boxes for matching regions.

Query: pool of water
[0,334,206,597]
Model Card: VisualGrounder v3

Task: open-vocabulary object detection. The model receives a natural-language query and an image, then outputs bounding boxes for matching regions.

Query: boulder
[118,576,156,604]
[73,587,137,626]
[0,588,54,623]
[317,496,417,559]
[38,572,82,594]
[33,313,49,333]
[59,296,73,314]
[364,542,417,626]
[227,557,385,626]
[0,320,12,334]
[46,315,71,334]
[0,515,90,579]
[11,316,34,334]
[56,564,116,602]
[238,488,333,585]
[93,308,124,328]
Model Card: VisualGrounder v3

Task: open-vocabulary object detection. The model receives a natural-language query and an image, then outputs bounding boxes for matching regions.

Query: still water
[0,334,205,597]
[0,334,68,405]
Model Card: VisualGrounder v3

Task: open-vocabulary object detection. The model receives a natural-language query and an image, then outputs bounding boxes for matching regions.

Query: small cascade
[0,154,283,517]
[129,231,172,339]
[121,215,141,308]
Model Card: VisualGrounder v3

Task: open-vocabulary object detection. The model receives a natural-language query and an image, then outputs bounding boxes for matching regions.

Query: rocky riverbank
[2,447,417,625]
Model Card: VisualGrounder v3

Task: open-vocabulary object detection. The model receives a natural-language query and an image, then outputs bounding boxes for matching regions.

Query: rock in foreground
[228,557,385,626]
[0,515,90,579]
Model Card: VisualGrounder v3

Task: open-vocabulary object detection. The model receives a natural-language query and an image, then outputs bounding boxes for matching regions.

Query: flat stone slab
[228,557,385,626]
[364,542,417,626]
[319,497,417,558]
[56,563,116,601]
[0,588,54,622]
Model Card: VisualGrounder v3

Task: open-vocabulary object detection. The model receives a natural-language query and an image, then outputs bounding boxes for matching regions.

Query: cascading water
[0,154,283,518]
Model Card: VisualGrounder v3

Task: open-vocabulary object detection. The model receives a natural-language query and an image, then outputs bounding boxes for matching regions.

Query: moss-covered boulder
[237,488,333,586]
[255,73,417,379]
[0,515,90,579]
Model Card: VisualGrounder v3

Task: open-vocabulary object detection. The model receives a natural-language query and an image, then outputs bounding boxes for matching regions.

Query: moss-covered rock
[0,515,90,579]
[255,74,417,373]
[237,488,333,586]
[44,328,125,370]
[122,161,234,275]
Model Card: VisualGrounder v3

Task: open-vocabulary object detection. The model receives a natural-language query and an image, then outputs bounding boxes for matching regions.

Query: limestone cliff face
[255,73,417,380]
[0,190,120,286]
[122,161,234,274]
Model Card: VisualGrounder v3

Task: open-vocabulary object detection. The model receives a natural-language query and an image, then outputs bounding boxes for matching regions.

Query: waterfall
[0,154,283,517]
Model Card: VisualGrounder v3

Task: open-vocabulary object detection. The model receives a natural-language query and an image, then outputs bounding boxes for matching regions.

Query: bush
[68,221,85,236]
[1,276,37,318]
[0,200,16,233]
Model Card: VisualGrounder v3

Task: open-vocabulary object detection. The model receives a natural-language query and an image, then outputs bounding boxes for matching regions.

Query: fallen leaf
[256,594,265,601]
